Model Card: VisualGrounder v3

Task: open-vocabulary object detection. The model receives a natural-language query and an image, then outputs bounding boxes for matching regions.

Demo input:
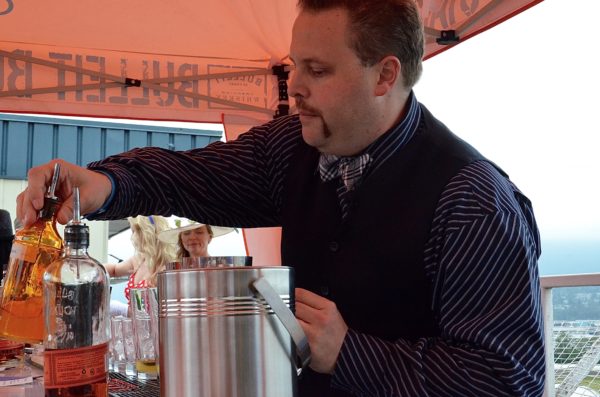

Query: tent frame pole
[0,49,274,114]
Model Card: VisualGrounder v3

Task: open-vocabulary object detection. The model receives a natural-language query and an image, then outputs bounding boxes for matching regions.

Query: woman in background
[104,215,176,304]
[157,218,233,259]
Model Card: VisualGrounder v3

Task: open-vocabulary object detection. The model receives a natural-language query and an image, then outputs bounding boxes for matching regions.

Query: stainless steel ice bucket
[157,266,310,397]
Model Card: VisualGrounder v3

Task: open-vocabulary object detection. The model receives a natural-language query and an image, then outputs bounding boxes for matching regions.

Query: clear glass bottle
[43,188,110,397]
[0,164,64,343]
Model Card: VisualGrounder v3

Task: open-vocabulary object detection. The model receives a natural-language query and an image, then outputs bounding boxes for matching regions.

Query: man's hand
[295,288,348,374]
[17,159,112,227]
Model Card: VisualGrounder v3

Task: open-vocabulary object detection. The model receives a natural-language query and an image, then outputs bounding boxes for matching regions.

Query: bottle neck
[64,224,89,251]
[39,197,60,222]
[64,245,89,257]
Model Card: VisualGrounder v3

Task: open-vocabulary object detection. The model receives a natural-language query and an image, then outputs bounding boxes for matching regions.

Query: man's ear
[374,56,401,96]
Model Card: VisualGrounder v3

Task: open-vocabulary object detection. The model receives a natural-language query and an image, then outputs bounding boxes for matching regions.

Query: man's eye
[310,68,326,77]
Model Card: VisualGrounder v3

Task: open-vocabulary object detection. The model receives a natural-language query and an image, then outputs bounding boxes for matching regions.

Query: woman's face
[180,226,212,257]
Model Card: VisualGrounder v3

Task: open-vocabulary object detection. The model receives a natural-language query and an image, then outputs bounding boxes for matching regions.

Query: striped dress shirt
[89,93,545,396]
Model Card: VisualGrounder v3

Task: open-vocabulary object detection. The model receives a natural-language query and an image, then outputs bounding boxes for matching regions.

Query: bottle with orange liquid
[0,163,64,343]
[43,187,110,397]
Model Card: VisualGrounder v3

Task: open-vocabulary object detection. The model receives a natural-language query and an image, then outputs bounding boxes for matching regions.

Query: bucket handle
[251,277,311,372]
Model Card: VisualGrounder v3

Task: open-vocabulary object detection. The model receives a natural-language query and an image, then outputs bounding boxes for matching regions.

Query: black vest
[281,105,498,396]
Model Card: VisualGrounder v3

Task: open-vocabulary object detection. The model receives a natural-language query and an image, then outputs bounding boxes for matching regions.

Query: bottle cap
[65,188,89,248]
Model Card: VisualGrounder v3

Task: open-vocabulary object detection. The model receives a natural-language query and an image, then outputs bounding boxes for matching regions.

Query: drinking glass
[110,316,125,374]
[129,288,158,380]
[121,317,137,377]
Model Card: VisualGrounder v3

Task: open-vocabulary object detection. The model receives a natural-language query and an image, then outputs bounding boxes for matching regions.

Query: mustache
[295,98,321,116]
[295,97,331,138]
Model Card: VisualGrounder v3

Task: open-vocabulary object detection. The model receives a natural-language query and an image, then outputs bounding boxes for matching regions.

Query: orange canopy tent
[0,0,543,264]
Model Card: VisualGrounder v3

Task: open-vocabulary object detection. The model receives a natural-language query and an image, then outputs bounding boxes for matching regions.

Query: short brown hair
[297,0,423,88]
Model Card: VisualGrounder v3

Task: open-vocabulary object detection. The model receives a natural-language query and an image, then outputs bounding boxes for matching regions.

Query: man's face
[289,8,381,156]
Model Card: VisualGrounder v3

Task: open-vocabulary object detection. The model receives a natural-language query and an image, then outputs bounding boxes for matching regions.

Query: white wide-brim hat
[157,217,235,244]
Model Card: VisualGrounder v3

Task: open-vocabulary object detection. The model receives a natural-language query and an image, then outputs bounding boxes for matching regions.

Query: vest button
[329,241,339,252]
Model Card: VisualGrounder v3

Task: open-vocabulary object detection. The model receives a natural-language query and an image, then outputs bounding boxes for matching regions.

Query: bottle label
[53,283,96,348]
[9,242,37,263]
[43,342,108,389]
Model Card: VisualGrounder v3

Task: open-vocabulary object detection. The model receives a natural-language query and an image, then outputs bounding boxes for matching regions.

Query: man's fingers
[15,191,26,225]
[296,287,328,309]
[294,289,349,375]
[296,288,340,325]
[26,161,60,208]
[20,188,43,227]
[295,300,315,324]
[17,159,113,227]
[57,199,75,225]
[18,160,63,227]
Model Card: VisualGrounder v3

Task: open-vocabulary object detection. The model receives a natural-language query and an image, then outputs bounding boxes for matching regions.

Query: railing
[541,273,600,397]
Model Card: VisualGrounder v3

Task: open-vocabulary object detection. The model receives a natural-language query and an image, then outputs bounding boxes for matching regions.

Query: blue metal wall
[0,114,222,180]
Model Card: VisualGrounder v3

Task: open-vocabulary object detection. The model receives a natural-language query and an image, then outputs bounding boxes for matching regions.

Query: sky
[413,0,600,242]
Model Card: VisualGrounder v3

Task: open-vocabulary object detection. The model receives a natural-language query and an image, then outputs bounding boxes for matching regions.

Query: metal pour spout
[46,163,61,200]
[72,187,81,225]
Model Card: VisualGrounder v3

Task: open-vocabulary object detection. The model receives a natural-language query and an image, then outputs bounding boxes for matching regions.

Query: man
[17,0,545,395]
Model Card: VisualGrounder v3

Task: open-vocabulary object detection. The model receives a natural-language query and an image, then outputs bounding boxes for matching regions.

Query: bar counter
[0,367,160,397]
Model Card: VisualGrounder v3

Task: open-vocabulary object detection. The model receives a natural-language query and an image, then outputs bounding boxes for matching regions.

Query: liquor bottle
[43,188,110,397]
[0,164,64,343]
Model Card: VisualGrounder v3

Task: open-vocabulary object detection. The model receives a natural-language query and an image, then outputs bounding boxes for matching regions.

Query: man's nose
[288,70,306,99]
